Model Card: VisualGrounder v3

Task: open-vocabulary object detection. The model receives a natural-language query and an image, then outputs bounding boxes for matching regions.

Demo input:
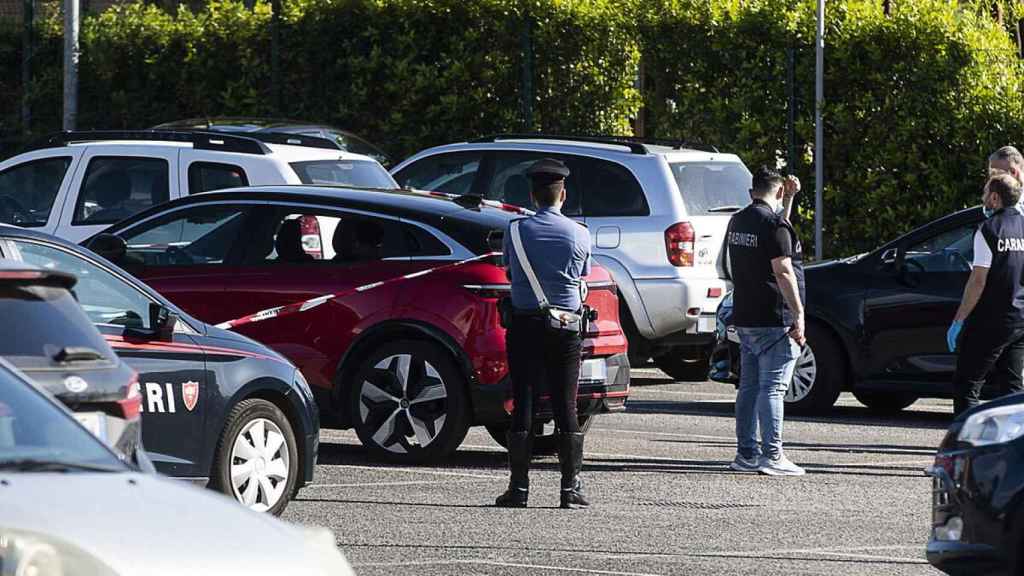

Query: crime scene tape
[214,251,503,331]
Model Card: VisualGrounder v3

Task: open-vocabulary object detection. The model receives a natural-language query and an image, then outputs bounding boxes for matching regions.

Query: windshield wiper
[0,459,123,473]
[52,346,105,363]
[707,205,744,213]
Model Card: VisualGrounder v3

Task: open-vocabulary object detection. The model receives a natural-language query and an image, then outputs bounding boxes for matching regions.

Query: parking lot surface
[285,367,950,575]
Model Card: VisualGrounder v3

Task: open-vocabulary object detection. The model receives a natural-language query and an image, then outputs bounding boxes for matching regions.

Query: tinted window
[393,152,483,196]
[188,162,248,194]
[0,365,124,469]
[119,205,247,267]
[0,283,114,359]
[0,157,71,227]
[73,157,170,225]
[905,225,976,273]
[669,161,752,214]
[484,152,583,216]
[290,160,396,188]
[14,241,154,329]
[583,159,648,216]
[248,210,449,263]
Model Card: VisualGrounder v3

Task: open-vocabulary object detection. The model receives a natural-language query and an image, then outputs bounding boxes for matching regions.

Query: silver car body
[392,139,750,352]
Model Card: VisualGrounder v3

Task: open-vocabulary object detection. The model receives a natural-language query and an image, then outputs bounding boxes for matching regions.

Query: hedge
[2,0,1023,256]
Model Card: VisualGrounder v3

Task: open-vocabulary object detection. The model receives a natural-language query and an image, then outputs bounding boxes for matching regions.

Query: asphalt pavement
[284,367,950,576]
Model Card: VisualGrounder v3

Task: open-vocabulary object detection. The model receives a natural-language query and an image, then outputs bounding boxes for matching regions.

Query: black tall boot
[495,431,531,508]
[559,432,590,509]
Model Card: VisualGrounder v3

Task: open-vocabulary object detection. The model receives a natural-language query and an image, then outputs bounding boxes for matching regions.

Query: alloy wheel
[229,418,290,513]
[787,344,817,403]
[358,354,448,454]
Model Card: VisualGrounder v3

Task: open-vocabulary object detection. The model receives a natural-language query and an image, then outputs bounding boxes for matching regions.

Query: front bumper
[925,448,1022,576]
[471,352,631,425]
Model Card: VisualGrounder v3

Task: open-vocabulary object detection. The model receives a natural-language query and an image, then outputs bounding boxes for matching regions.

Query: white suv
[391,134,752,379]
[0,130,397,243]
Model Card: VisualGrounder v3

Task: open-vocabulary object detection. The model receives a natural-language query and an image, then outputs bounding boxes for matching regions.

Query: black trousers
[506,314,583,435]
[953,322,1024,415]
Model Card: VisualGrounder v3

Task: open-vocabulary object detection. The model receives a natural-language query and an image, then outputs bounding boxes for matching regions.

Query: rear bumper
[471,352,631,425]
[635,277,724,342]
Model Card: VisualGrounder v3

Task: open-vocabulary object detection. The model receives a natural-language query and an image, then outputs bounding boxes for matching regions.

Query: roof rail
[471,133,720,154]
[177,130,343,152]
[49,130,271,155]
[472,133,649,155]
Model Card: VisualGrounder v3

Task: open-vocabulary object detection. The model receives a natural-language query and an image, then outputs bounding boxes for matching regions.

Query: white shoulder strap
[510,220,549,309]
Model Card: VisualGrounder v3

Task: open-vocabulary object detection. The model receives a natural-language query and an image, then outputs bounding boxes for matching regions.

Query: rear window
[290,160,396,188]
[669,162,752,214]
[0,284,113,363]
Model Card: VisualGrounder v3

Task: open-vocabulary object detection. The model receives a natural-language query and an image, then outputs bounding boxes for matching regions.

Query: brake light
[118,376,142,420]
[708,287,723,298]
[299,215,323,260]
[463,284,511,299]
[0,271,45,280]
[665,222,695,267]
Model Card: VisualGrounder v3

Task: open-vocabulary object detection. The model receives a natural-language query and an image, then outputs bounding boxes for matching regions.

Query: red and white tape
[214,251,502,330]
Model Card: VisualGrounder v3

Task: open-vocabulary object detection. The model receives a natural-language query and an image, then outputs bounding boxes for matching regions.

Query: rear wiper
[707,205,744,213]
[0,459,123,473]
[52,346,105,363]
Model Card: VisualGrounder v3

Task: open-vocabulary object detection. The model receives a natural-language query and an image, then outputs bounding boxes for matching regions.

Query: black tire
[785,322,844,415]
[653,349,711,382]
[211,398,299,516]
[350,340,470,463]
[486,415,595,456]
[852,390,918,413]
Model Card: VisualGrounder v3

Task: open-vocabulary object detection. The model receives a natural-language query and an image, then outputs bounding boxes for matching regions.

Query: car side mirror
[126,303,177,341]
[86,233,127,264]
[880,247,901,271]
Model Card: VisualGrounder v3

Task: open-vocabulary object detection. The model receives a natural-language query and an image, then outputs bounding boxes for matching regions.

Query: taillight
[299,215,323,260]
[463,284,511,299]
[665,222,695,267]
[118,376,142,420]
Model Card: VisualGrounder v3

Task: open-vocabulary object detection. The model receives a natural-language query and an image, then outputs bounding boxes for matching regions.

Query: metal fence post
[21,0,32,136]
[62,0,79,131]
[271,0,281,114]
[786,46,795,171]
[520,12,533,131]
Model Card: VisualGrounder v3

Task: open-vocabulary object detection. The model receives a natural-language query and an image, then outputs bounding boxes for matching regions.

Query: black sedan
[926,391,1024,575]
[712,207,992,414]
[0,225,319,515]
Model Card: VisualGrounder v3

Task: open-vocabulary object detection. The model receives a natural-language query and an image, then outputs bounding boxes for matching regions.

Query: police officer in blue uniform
[495,158,593,509]
[948,173,1024,415]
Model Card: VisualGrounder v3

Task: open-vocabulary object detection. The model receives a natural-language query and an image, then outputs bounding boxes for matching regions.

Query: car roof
[47,140,377,163]
[399,139,742,165]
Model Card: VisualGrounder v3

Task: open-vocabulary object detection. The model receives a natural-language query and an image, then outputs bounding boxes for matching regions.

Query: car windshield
[0,283,114,368]
[0,364,125,470]
[669,161,752,214]
[290,160,397,189]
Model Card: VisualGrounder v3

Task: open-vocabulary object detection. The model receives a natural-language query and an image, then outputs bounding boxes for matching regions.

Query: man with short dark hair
[495,158,593,508]
[948,173,1024,414]
[719,165,806,476]
[989,146,1024,182]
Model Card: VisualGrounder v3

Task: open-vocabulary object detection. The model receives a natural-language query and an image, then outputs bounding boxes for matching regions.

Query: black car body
[926,392,1024,575]
[0,260,143,465]
[712,207,989,414]
[0,225,318,514]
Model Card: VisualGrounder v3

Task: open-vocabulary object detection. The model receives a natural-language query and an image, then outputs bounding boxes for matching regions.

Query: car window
[0,364,124,469]
[484,152,583,216]
[0,157,72,228]
[248,210,449,263]
[669,161,752,214]
[582,158,649,216]
[905,225,976,272]
[393,152,483,196]
[13,240,154,329]
[188,162,248,194]
[73,157,170,226]
[118,205,247,267]
[0,281,115,360]
[289,160,396,188]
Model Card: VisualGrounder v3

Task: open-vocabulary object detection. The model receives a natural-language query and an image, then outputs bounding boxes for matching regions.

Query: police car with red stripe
[0,225,318,515]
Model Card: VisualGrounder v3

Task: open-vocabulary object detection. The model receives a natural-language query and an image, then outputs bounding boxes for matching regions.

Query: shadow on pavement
[652,438,937,456]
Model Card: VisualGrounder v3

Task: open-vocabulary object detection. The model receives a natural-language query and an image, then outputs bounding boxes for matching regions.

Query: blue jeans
[736,326,800,460]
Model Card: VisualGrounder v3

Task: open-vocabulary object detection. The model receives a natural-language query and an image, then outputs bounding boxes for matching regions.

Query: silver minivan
[392,135,752,380]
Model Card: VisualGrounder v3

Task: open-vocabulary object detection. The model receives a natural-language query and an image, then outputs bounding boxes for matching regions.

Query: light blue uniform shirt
[503,207,592,312]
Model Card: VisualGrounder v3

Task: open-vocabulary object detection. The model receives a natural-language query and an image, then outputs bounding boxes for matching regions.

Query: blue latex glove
[947,320,963,353]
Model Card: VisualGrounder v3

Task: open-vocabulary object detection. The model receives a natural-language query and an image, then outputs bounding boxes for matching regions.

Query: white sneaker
[729,454,761,472]
[758,454,806,476]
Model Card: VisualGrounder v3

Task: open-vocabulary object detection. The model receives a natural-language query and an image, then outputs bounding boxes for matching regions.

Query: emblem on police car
[182,381,199,412]
[63,375,88,393]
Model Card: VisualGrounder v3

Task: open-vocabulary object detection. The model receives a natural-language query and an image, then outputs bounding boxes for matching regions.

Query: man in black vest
[718,166,807,476]
[948,173,1024,415]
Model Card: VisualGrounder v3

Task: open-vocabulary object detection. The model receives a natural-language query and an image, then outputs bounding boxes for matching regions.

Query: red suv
[90,186,630,462]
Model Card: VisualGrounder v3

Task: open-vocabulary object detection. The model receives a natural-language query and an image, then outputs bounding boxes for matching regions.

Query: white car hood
[0,472,340,576]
